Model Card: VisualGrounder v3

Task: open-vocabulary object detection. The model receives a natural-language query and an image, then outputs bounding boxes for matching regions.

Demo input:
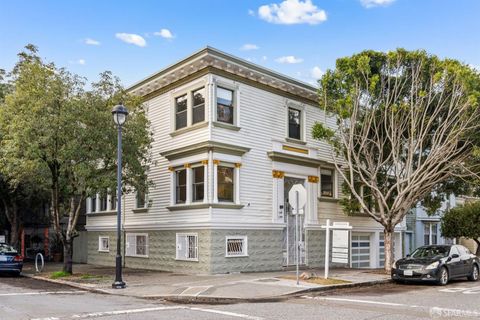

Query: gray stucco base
[306,229,326,268]
[88,229,284,274]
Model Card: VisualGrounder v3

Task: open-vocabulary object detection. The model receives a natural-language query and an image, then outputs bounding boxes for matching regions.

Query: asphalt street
[1,275,479,320]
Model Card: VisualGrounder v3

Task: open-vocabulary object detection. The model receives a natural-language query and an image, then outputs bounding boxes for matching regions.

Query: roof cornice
[127,46,318,104]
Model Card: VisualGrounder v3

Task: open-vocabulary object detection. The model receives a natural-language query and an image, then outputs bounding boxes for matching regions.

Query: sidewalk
[22,262,391,303]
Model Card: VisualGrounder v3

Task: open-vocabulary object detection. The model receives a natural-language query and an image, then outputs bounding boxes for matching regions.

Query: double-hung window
[99,193,108,211]
[288,107,301,140]
[110,190,117,211]
[136,189,147,209]
[217,166,234,202]
[216,87,234,124]
[320,169,334,197]
[192,88,205,124]
[175,94,188,130]
[192,166,204,202]
[176,169,187,204]
[90,194,97,213]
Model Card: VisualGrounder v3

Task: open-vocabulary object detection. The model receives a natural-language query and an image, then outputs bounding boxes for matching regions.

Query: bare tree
[313,49,480,272]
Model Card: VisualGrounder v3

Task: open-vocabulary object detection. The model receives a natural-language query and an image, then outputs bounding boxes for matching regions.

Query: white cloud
[275,55,304,64]
[69,59,86,65]
[154,28,174,39]
[84,38,100,46]
[241,44,259,51]
[115,33,147,47]
[310,66,323,79]
[258,0,327,25]
[360,0,395,8]
[262,55,268,61]
[248,9,255,16]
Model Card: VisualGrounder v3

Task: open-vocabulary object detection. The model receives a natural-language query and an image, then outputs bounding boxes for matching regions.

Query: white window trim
[176,233,199,262]
[135,190,149,209]
[319,167,336,199]
[214,81,239,127]
[126,233,149,258]
[225,235,248,258]
[285,101,306,143]
[170,80,208,133]
[216,162,237,203]
[98,236,110,252]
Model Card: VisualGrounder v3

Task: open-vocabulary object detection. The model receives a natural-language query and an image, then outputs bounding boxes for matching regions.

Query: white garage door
[352,233,370,268]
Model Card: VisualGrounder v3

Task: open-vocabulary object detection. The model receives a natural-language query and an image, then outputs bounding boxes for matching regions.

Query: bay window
[192,166,204,202]
[175,94,188,130]
[216,87,234,124]
[218,166,234,202]
[176,169,187,204]
[192,88,205,124]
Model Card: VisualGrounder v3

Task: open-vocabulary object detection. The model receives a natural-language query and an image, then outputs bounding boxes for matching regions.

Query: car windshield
[410,246,449,259]
[0,244,17,254]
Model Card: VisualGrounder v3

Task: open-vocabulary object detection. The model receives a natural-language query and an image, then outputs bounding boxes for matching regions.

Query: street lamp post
[112,103,128,289]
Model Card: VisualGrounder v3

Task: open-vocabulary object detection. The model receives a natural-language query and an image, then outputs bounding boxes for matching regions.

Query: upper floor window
[217,87,234,124]
[91,194,97,212]
[99,193,108,211]
[288,107,301,140]
[110,190,117,211]
[175,94,188,130]
[136,189,147,209]
[192,88,205,125]
[176,169,187,204]
[320,169,334,198]
[192,166,204,202]
[218,166,234,202]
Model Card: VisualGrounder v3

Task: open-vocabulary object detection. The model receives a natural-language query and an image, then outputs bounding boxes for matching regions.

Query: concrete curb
[23,273,392,305]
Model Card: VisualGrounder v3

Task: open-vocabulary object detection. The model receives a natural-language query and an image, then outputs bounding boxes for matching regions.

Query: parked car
[391,244,479,285]
[0,243,23,276]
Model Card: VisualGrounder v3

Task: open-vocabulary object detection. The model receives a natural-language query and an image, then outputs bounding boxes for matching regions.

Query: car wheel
[468,264,479,281]
[437,267,449,286]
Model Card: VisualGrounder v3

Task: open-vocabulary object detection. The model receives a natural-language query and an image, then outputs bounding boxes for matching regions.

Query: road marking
[0,291,84,297]
[189,307,264,320]
[31,306,264,320]
[178,285,212,296]
[302,296,420,308]
[439,286,480,295]
[303,296,480,318]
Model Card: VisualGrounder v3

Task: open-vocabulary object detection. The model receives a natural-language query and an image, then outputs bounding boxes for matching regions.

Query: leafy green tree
[0,45,152,273]
[441,202,480,255]
[312,49,480,272]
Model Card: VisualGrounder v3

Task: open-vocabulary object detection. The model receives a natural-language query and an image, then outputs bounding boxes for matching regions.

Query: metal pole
[324,219,330,279]
[113,125,126,289]
[296,191,299,286]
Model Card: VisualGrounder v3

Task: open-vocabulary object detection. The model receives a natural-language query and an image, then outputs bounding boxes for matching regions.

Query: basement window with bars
[126,233,149,258]
[176,233,198,261]
[225,236,248,257]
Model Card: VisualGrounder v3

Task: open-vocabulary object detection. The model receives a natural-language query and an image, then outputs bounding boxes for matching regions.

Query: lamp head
[112,104,129,126]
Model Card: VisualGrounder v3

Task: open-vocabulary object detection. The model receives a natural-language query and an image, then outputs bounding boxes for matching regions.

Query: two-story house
[85,47,404,273]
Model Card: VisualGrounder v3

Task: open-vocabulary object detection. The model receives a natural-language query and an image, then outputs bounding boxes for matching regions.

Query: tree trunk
[384,229,395,273]
[474,239,480,257]
[63,238,73,274]
[9,214,19,249]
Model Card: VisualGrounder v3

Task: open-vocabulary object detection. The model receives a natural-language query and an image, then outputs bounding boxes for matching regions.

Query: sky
[1,0,479,87]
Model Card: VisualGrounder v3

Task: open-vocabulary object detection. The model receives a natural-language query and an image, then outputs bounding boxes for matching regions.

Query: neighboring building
[405,195,456,255]
[456,196,480,255]
[85,47,404,273]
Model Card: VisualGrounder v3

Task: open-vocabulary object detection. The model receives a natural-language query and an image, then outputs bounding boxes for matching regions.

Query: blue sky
[1,0,479,87]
